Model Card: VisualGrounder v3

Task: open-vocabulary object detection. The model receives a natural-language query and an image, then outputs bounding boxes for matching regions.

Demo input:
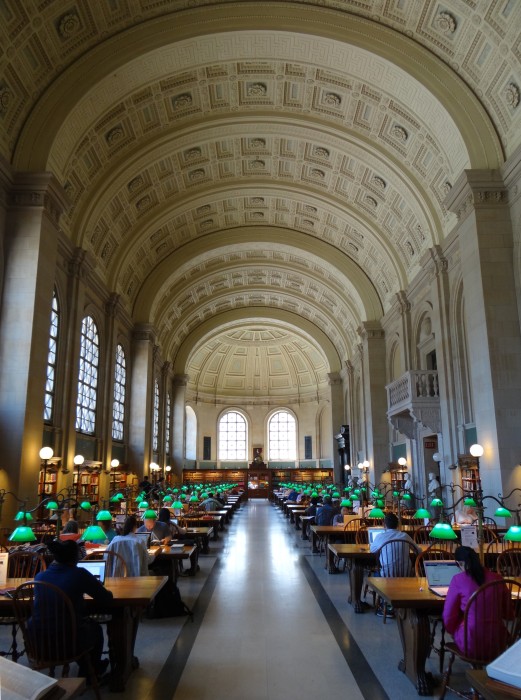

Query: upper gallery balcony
[386,370,440,437]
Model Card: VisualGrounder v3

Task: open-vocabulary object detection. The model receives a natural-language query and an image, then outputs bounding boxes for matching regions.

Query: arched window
[268,410,296,460]
[76,316,99,434]
[218,411,247,460]
[152,379,160,452]
[112,344,126,441]
[43,289,59,422]
[165,393,171,456]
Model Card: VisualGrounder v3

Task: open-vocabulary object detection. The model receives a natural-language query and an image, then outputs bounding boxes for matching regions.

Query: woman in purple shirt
[443,545,511,659]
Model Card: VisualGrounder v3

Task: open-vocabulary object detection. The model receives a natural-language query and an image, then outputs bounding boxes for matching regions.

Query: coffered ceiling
[1,1,519,402]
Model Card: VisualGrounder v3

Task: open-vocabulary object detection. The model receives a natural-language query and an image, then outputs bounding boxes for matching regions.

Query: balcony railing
[387,370,439,410]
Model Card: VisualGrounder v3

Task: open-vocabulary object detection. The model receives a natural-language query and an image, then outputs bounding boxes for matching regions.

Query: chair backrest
[413,525,433,544]
[376,537,418,577]
[414,545,454,577]
[343,517,364,532]
[460,578,521,664]
[82,549,128,577]
[12,581,82,671]
[481,525,499,543]
[7,551,47,578]
[496,548,521,577]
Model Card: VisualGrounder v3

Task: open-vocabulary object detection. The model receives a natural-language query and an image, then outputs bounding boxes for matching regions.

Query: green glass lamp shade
[163,495,173,503]
[375,500,385,508]
[96,509,112,521]
[494,506,512,518]
[109,495,119,503]
[135,492,145,501]
[14,511,33,522]
[143,509,157,519]
[344,486,352,493]
[413,508,431,519]
[392,491,399,498]
[9,526,36,543]
[311,492,318,498]
[200,492,208,499]
[504,526,521,542]
[464,497,477,507]
[430,498,444,508]
[340,499,352,507]
[360,486,367,492]
[402,493,412,501]
[189,495,199,503]
[173,500,183,509]
[332,491,340,498]
[182,486,188,491]
[115,493,125,501]
[138,501,149,509]
[368,507,385,518]
[81,525,107,542]
[430,523,457,540]
[45,501,58,510]
[80,501,92,511]
[353,489,361,496]
[172,488,179,493]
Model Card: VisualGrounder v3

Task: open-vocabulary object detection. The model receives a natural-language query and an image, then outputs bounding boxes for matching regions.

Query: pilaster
[129,324,156,477]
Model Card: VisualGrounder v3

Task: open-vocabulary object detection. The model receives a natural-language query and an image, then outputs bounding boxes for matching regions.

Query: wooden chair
[83,550,128,578]
[414,546,455,671]
[0,551,47,661]
[413,525,433,545]
[496,547,521,577]
[12,581,101,699]
[440,578,521,699]
[481,525,499,544]
[373,538,419,623]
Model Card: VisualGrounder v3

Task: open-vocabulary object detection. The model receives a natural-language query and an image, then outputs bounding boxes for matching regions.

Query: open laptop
[424,560,460,597]
[77,560,106,584]
[136,531,152,547]
[367,527,385,545]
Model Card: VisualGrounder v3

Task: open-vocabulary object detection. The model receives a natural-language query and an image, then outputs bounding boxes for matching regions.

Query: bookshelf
[457,453,482,498]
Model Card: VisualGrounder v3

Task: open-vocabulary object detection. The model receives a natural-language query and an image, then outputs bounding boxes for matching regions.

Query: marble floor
[1,500,473,699]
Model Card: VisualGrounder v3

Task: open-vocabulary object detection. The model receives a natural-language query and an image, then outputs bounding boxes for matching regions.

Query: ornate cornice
[68,247,95,281]
[395,290,411,315]
[444,170,507,224]
[327,372,342,386]
[132,323,156,344]
[173,374,189,388]
[10,172,69,226]
[357,320,385,341]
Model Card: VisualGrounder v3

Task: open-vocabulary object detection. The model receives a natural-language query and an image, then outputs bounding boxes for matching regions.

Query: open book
[487,637,521,690]
[0,656,58,700]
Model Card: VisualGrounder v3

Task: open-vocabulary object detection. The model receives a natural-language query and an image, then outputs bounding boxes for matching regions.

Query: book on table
[0,656,60,700]
[486,637,521,690]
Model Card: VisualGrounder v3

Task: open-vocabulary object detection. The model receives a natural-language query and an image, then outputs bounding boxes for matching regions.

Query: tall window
[165,393,171,455]
[76,316,99,434]
[218,411,247,460]
[112,344,126,440]
[152,379,159,452]
[44,290,59,422]
[268,410,296,460]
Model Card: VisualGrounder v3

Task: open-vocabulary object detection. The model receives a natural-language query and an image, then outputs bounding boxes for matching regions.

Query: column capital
[161,361,171,377]
[10,171,69,226]
[444,169,507,224]
[105,292,121,318]
[357,320,384,341]
[173,374,189,388]
[133,323,156,344]
[68,247,96,281]
[394,290,411,316]
[327,372,342,386]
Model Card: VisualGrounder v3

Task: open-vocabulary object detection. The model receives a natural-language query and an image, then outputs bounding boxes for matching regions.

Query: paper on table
[0,656,58,700]
[486,638,521,689]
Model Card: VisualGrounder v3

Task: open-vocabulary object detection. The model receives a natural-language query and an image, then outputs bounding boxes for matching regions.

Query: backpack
[146,578,194,619]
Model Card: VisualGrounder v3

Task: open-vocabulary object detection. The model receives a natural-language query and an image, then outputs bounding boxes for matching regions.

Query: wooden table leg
[346,559,367,613]
[396,608,436,696]
[107,606,138,692]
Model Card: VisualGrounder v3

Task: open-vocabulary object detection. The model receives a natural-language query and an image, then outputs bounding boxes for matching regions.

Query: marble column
[0,172,67,519]
[129,324,156,477]
[328,372,345,483]
[446,170,521,496]
[172,374,188,479]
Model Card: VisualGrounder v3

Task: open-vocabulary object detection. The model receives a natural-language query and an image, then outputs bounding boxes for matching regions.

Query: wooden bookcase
[388,462,408,492]
[457,454,482,498]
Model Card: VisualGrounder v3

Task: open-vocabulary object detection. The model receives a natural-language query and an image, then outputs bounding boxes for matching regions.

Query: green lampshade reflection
[96,510,113,521]
[430,523,457,540]
[464,497,477,507]
[413,508,431,519]
[494,506,512,518]
[138,501,149,509]
[368,507,385,518]
[430,498,444,508]
[9,526,36,543]
[45,501,58,510]
[80,501,92,511]
[14,511,33,522]
[504,526,521,542]
[80,525,107,542]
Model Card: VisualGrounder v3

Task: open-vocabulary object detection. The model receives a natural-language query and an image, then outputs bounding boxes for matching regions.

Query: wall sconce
[398,457,407,468]
[39,447,54,498]
[73,454,84,500]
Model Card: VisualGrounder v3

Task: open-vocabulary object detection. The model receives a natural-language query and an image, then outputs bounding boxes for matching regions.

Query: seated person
[137,510,171,545]
[452,505,478,525]
[333,506,350,526]
[443,545,511,659]
[369,512,420,576]
[199,492,223,512]
[60,520,86,560]
[106,515,156,576]
[157,508,199,576]
[35,539,113,679]
[89,516,117,544]
[315,496,334,525]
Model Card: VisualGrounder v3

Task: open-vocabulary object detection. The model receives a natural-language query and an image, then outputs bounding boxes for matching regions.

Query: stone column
[357,321,388,480]
[159,361,171,474]
[128,324,156,477]
[172,374,188,479]
[328,372,345,483]
[0,172,68,519]
[446,170,521,495]
[395,290,412,371]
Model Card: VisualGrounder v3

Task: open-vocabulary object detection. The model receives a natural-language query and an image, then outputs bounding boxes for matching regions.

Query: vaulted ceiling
[1,1,519,401]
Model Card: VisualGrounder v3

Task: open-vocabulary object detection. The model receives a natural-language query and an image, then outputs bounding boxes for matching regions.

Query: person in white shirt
[106,514,157,576]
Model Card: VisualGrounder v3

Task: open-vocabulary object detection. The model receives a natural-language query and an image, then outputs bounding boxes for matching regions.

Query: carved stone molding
[327,371,342,386]
[132,323,156,344]
[445,170,507,223]
[173,374,189,388]
[68,247,95,281]
[10,172,69,226]
[357,321,385,341]
[395,290,411,315]
[388,413,416,440]
[105,292,121,318]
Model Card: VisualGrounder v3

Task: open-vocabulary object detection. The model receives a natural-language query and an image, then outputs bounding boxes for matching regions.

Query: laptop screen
[424,560,460,588]
[367,527,385,545]
[77,560,106,584]
[136,531,151,547]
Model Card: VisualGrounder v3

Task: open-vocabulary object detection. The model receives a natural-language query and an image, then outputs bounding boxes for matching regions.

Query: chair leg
[439,652,455,700]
